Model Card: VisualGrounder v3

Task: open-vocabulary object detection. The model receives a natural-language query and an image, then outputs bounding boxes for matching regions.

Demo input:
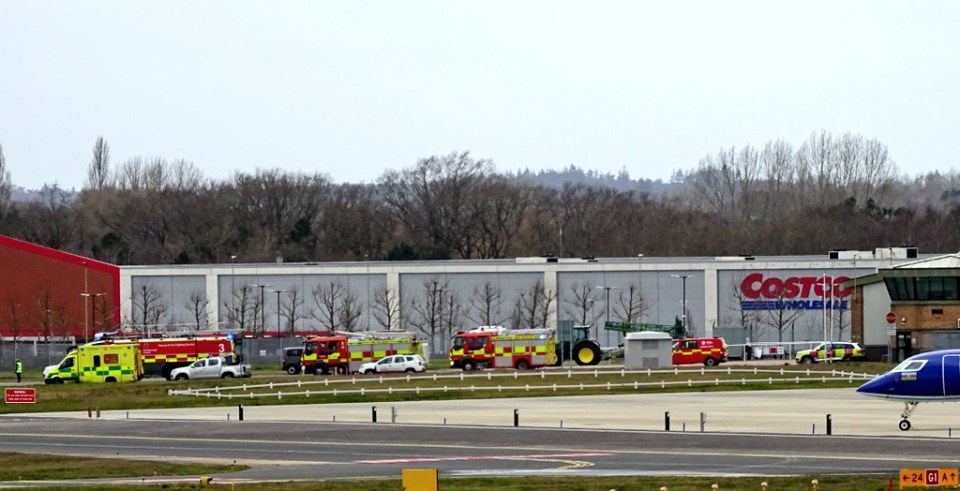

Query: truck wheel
[285,365,300,375]
[175,373,189,380]
[221,372,235,378]
[573,340,602,366]
[405,368,415,373]
[516,359,530,370]
[463,360,476,371]
[703,357,717,367]
[800,357,814,365]
[105,377,117,383]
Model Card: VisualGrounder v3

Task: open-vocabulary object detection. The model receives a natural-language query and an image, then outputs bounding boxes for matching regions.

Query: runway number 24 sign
[900,468,959,487]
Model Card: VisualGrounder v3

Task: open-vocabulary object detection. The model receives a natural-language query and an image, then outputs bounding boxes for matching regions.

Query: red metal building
[0,235,120,341]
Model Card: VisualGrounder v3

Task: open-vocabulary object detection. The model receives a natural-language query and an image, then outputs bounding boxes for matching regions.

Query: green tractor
[554,324,603,366]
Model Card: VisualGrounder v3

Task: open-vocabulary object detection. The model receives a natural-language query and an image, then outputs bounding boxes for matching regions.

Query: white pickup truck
[169,356,251,380]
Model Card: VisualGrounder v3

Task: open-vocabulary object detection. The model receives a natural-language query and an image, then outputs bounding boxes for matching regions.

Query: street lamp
[671,274,692,335]
[230,255,237,329]
[637,254,644,322]
[250,283,272,336]
[80,293,105,342]
[269,289,286,336]
[595,286,617,335]
[365,255,371,330]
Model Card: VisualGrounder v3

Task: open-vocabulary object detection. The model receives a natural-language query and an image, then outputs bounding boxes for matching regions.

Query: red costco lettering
[741,273,851,300]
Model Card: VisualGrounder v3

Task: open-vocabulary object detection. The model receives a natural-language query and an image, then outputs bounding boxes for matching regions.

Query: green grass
[0,362,889,414]
[0,452,243,481]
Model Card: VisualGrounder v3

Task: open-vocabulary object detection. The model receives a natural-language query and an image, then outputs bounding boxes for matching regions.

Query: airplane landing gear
[899,401,919,431]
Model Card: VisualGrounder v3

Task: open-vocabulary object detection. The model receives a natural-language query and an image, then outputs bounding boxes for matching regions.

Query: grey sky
[1,1,957,191]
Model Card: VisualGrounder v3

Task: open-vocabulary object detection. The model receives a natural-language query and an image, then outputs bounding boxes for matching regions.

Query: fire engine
[301,332,422,375]
[136,336,235,379]
[672,337,728,366]
[89,336,232,379]
[450,326,558,371]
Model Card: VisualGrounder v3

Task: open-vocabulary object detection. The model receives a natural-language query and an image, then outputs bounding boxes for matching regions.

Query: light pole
[637,254,644,323]
[671,274,691,335]
[365,255,371,330]
[230,255,237,330]
[596,286,617,338]
[80,293,105,342]
[251,283,272,336]
[269,289,286,336]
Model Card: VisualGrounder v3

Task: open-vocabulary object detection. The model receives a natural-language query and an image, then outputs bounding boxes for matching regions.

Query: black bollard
[665,411,671,431]
[238,404,244,421]
[372,406,377,423]
[513,409,519,427]
[826,414,832,435]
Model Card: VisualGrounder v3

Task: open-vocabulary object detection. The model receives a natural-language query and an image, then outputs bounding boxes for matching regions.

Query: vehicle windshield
[892,360,927,372]
[452,337,466,350]
[304,342,316,355]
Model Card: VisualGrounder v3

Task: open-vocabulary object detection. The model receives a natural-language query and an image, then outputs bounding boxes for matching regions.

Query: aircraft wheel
[899,419,911,431]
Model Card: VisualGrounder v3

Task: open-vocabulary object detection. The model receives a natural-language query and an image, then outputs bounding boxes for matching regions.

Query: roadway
[3,388,960,482]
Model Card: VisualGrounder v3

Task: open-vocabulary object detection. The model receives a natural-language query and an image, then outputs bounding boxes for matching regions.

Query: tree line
[1,131,960,265]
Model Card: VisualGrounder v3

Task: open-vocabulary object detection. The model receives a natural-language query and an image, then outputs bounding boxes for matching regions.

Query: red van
[673,337,728,366]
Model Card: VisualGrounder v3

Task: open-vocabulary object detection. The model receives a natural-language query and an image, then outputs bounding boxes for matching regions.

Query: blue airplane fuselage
[857,349,960,401]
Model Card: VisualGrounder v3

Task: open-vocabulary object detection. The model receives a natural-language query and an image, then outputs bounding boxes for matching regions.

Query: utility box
[624,331,673,369]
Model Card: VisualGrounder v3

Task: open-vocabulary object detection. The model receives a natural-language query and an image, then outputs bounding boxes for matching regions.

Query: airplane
[857,349,960,431]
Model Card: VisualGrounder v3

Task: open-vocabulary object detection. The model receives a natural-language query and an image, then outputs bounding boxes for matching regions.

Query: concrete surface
[16,387,960,438]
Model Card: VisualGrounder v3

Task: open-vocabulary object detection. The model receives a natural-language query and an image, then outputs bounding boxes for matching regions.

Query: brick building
[849,253,960,362]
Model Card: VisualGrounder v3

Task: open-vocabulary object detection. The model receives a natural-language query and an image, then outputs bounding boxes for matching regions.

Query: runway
[15,387,960,436]
[4,387,960,482]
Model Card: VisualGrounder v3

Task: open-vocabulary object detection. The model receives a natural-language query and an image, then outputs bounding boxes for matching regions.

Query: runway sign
[900,468,959,487]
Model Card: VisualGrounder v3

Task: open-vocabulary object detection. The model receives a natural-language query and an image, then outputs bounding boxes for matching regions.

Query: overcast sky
[1,1,957,190]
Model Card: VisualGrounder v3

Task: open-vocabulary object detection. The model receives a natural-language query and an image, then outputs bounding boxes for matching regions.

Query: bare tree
[86,136,111,190]
[132,283,167,334]
[380,151,494,258]
[0,143,11,218]
[406,276,450,354]
[185,289,210,331]
[513,280,554,329]
[467,281,504,326]
[612,282,645,323]
[725,274,762,346]
[280,287,306,335]
[7,297,22,358]
[371,287,400,330]
[760,289,803,347]
[563,283,600,326]
[223,285,254,333]
[311,281,346,330]
[337,288,363,332]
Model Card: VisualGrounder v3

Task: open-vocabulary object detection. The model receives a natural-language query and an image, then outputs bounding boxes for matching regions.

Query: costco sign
[740,273,851,311]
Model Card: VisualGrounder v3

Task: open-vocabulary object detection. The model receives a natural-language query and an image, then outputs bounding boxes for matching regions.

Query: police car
[795,342,865,364]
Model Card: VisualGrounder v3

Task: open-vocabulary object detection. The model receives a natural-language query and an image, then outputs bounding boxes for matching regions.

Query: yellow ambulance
[43,341,144,384]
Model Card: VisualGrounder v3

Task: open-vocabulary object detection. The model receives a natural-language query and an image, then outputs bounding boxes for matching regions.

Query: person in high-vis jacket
[15,359,22,383]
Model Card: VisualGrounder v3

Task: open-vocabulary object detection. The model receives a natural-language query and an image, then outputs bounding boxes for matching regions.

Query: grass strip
[0,451,244,481]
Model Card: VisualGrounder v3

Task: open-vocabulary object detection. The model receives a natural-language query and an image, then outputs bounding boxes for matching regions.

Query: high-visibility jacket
[15,361,23,374]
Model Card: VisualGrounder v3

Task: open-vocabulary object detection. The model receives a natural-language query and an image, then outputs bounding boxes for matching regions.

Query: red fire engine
[133,336,234,379]
[672,337,728,366]
[449,327,558,371]
[301,333,422,375]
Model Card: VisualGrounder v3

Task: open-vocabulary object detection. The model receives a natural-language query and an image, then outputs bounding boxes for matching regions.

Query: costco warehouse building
[2,233,950,365]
